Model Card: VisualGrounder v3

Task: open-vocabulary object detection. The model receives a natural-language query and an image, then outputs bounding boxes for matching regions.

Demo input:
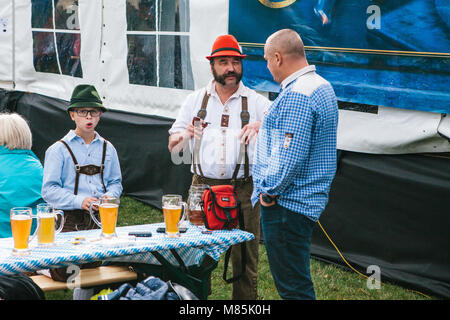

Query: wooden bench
[30,265,138,292]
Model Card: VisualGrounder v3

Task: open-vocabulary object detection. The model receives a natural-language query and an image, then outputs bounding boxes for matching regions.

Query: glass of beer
[188,184,208,226]
[37,203,64,246]
[10,207,39,255]
[89,195,120,239]
[162,194,187,238]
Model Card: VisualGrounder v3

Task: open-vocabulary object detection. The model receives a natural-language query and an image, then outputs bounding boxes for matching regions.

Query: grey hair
[0,113,33,150]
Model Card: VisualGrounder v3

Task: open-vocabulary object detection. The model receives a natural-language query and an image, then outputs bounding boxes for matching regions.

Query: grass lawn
[46,196,436,300]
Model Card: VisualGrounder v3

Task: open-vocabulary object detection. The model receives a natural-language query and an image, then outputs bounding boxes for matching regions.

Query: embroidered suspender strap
[231,96,250,183]
[59,140,81,195]
[194,93,249,182]
[59,140,108,195]
[193,93,209,177]
[100,140,107,193]
[241,96,250,179]
[197,93,209,120]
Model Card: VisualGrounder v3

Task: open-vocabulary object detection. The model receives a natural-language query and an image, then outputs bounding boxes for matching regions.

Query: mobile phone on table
[128,231,152,237]
[156,227,187,233]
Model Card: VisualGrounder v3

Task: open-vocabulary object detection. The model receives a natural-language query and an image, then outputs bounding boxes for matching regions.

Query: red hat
[206,35,247,60]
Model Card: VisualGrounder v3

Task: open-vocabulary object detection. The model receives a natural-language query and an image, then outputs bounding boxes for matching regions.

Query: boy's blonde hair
[0,113,33,150]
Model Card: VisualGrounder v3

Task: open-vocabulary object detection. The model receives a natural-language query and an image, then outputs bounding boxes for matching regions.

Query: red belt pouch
[201,185,240,230]
[201,185,246,283]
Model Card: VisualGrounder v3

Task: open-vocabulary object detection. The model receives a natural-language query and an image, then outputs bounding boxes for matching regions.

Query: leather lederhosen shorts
[49,210,102,282]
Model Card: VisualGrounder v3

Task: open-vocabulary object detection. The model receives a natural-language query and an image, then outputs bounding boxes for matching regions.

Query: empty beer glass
[36,203,64,246]
[162,194,187,237]
[188,184,208,226]
[89,195,120,239]
[10,207,39,255]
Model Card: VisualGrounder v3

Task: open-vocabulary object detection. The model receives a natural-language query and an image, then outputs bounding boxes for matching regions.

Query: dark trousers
[261,203,316,300]
[192,175,260,300]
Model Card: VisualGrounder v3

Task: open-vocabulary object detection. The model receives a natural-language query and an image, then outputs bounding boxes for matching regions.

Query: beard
[212,67,243,86]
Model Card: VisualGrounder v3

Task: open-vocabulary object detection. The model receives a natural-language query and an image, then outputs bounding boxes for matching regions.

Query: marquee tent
[0,0,449,297]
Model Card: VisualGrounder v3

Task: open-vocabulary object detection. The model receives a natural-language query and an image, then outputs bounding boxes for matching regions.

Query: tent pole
[12,0,15,88]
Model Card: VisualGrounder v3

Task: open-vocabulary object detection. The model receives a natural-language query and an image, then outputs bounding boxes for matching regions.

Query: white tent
[1,0,449,155]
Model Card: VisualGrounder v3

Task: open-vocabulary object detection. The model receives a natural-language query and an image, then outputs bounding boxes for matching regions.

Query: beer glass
[36,203,64,246]
[162,195,187,237]
[89,195,120,239]
[188,184,208,226]
[10,207,39,255]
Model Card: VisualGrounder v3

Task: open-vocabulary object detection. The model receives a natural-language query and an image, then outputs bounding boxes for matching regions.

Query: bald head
[264,29,308,84]
[265,29,305,59]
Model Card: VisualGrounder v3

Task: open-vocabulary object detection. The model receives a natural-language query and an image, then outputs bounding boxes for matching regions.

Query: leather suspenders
[59,140,107,195]
[193,92,250,184]
[232,97,250,182]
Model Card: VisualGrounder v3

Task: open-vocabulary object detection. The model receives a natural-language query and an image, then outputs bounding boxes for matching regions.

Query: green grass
[46,196,436,300]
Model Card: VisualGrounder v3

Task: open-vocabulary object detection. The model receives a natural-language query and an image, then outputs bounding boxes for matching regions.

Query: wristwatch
[261,194,275,204]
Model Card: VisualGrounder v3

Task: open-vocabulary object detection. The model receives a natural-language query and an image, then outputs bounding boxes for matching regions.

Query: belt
[194,174,252,187]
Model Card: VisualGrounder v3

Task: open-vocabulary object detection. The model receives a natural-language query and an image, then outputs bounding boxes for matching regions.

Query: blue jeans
[261,203,316,300]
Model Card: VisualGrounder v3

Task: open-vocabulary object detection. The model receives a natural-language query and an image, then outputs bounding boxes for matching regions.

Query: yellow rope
[317,220,431,299]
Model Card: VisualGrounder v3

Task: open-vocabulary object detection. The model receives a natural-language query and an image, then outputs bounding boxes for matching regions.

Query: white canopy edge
[0,0,448,154]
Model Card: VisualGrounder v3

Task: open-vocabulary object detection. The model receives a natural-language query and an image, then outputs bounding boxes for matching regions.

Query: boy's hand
[82,197,99,211]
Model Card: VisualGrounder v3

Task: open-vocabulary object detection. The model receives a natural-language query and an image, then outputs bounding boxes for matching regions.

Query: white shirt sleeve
[168,90,201,135]
[253,92,271,122]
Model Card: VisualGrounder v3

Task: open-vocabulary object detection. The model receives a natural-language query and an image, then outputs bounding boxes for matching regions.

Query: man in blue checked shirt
[252,29,338,300]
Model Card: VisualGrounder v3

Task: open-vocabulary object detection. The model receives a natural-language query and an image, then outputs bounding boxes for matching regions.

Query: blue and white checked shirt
[42,130,123,210]
[251,65,338,222]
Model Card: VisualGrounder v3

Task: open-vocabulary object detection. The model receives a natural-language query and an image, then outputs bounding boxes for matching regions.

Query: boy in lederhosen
[42,84,123,282]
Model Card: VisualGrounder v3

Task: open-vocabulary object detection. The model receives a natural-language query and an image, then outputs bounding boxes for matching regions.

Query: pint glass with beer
[162,195,187,237]
[89,195,119,238]
[37,203,64,246]
[10,207,39,255]
[188,184,207,226]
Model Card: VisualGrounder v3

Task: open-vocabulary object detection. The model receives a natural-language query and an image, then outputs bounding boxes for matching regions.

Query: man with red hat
[168,35,270,300]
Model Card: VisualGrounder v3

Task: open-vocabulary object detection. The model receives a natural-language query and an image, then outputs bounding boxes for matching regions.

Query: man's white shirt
[169,80,271,179]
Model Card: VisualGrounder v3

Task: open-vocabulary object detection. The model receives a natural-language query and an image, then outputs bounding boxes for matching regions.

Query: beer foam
[38,213,54,218]
[11,214,31,221]
[163,205,181,210]
[100,203,119,208]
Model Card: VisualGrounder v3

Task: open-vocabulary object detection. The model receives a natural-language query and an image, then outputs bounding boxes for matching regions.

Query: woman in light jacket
[0,113,43,238]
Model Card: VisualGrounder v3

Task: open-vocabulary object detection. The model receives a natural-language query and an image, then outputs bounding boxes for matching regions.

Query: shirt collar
[206,79,248,99]
[281,65,316,90]
[66,130,102,143]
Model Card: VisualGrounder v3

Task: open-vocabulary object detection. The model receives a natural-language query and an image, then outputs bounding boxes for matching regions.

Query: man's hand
[259,193,276,207]
[238,121,261,145]
[82,197,99,211]
[168,129,192,153]
[169,120,207,153]
[168,133,184,153]
[192,119,207,140]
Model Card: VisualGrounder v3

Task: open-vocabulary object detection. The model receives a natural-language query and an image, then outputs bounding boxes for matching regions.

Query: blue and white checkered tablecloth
[0,223,254,275]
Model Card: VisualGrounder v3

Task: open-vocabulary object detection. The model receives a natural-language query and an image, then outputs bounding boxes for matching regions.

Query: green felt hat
[67,85,106,113]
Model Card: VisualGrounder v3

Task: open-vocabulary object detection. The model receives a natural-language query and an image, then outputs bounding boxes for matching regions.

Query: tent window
[126,0,194,90]
[31,0,82,78]
[127,35,157,86]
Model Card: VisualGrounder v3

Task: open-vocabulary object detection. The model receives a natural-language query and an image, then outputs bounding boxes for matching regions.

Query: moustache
[214,71,243,85]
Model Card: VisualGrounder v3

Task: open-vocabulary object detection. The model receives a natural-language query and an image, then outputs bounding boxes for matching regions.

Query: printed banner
[229,0,450,114]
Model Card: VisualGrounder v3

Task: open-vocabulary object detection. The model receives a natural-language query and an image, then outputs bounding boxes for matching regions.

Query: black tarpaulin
[312,151,450,298]
[0,89,193,209]
[1,89,449,298]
